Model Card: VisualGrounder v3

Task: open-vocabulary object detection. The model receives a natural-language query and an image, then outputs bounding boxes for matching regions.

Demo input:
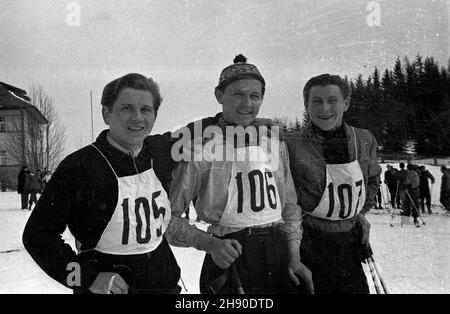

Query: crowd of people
[382,162,450,225]
[19,55,450,295]
[17,166,51,210]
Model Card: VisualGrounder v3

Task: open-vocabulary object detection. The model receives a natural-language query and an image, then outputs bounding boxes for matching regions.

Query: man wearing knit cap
[166,55,314,294]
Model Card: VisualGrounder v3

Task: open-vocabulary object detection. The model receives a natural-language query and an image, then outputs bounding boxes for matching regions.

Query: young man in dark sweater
[286,74,381,294]
[23,73,180,294]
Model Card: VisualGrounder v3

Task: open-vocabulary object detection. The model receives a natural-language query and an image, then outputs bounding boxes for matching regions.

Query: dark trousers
[374,189,382,207]
[199,226,299,294]
[398,189,406,209]
[29,193,38,208]
[300,226,369,294]
[441,193,450,210]
[20,193,29,209]
[419,188,431,212]
[387,185,397,208]
[403,188,420,219]
[77,238,181,294]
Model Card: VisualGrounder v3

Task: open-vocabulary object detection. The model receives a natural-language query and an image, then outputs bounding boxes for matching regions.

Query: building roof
[0,82,48,124]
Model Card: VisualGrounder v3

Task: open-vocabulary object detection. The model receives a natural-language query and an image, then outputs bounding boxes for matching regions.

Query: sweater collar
[306,121,351,141]
[105,131,142,157]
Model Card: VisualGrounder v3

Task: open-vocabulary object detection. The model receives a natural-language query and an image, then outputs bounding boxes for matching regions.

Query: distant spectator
[418,165,435,214]
[17,165,30,210]
[404,164,420,225]
[396,163,408,209]
[384,165,397,208]
[24,171,42,210]
[392,166,401,208]
[440,166,450,212]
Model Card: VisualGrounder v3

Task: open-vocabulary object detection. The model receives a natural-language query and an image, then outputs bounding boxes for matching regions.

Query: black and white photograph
[0,0,449,298]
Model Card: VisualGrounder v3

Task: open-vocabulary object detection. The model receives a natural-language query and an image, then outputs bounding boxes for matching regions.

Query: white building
[0,82,48,190]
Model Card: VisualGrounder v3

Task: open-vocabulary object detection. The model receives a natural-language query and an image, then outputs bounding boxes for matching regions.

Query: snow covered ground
[0,163,449,294]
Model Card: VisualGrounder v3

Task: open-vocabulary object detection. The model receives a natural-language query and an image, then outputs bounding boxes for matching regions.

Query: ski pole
[405,189,426,225]
[366,257,382,294]
[395,181,400,210]
[365,244,384,294]
[380,184,396,226]
[398,194,413,227]
[430,183,434,208]
[369,255,389,294]
[382,188,396,225]
[379,184,386,209]
[384,184,391,209]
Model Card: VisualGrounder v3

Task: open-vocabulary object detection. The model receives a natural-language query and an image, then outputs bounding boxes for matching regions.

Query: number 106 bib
[220,145,282,228]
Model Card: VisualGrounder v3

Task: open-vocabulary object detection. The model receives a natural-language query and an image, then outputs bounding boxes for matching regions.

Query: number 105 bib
[91,145,170,255]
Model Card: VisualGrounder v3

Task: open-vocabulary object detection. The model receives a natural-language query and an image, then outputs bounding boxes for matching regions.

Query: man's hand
[88,272,129,294]
[287,258,314,294]
[356,213,371,246]
[209,238,242,269]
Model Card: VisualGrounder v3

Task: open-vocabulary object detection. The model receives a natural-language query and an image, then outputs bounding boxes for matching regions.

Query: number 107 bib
[309,160,366,220]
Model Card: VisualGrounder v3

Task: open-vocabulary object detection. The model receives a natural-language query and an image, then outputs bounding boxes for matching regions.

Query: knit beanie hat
[216,54,265,90]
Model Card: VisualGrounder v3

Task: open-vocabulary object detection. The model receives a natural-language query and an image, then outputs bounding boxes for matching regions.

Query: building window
[0,116,5,132]
[0,151,6,165]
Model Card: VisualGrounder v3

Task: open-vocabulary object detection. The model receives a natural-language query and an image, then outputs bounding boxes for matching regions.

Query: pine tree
[301,111,310,127]
[373,67,381,89]
[393,57,406,90]
[344,74,365,128]
[413,54,429,154]
[414,54,424,85]
[421,57,449,154]
[381,68,404,153]
[368,67,384,143]
[294,117,302,131]
[405,57,418,143]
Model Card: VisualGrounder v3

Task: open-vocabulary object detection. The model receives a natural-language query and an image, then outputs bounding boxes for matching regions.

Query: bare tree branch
[2,83,66,171]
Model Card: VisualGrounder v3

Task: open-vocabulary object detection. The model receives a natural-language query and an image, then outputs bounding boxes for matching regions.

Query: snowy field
[0,163,449,294]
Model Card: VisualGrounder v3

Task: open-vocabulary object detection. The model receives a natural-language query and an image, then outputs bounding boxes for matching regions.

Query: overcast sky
[1,0,449,154]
